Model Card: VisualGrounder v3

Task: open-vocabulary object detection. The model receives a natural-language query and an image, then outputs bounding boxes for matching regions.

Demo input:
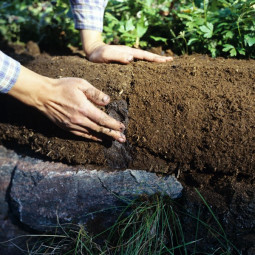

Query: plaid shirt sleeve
[0,51,21,93]
[69,0,108,32]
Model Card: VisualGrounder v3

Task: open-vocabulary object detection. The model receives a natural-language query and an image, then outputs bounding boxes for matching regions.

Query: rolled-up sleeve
[0,51,21,93]
[69,0,108,32]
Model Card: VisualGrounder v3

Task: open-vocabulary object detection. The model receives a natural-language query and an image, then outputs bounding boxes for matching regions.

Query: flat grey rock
[0,146,183,232]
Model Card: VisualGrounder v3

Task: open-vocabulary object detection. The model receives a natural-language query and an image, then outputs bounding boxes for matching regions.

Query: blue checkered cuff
[70,0,108,32]
[0,51,21,93]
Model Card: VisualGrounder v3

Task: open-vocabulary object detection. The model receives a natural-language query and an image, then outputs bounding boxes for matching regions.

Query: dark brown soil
[0,52,254,176]
[0,47,254,252]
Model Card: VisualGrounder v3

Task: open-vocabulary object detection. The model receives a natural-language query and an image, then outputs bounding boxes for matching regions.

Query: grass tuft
[1,191,241,255]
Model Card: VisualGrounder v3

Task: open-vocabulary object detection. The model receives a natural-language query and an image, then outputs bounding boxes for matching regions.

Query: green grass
[1,190,241,255]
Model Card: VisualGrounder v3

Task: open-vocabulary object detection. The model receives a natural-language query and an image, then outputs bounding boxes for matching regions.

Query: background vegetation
[0,0,254,57]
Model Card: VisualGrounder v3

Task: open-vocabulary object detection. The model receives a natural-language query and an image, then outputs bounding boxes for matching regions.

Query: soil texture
[0,52,254,178]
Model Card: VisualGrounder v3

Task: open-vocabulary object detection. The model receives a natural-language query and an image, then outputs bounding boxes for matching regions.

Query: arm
[69,0,173,64]
[0,51,126,142]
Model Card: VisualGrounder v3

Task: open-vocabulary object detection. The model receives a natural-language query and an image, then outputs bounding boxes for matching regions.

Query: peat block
[0,54,254,178]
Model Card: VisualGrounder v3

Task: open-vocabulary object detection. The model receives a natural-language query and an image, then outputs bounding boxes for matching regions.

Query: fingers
[97,46,134,64]
[84,99,125,132]
[88,44,173,64]
[80,82,110,106]
[71,130,102,142]
[71,116,126,143]
[78,81,125,133]
[85,118,126,142]
[130,48,173,62]
[103,51,133,64]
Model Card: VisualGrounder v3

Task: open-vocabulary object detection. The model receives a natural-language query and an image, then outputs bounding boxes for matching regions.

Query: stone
[0,146,27,255]
[7,151,182,232]
[0,146,19,219]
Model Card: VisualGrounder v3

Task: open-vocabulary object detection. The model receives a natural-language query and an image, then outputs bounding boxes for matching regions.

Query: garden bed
[0,48,254,253]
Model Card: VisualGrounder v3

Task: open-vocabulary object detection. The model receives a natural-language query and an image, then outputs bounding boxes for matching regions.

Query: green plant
[104,0,171,48]
[0,0,254,57]
[104,0,255,58]
[0,0,79,50]
[171,0,255,57]
[1,191,241,255]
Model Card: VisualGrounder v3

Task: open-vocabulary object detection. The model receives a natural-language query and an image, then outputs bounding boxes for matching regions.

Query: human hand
[80,30,173,64]
[40,77,126,142]
[8,66,126,142]
[88,44,173,64]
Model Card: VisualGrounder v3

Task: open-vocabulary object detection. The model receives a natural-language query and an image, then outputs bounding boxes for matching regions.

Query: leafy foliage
[104,0,172,48]
[104,0,255,58]
[173,0,255,57]
[0,0,254,58]
[0,0,79,50]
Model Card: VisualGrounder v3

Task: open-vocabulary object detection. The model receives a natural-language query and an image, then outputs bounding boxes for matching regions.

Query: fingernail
[102,95,110,103]
[127,55,133,62]
[118,133,126,143]
[120,123,125,132]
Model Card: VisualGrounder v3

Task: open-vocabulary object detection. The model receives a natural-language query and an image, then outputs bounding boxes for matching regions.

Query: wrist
[8,66,56,112]
[80,30,105,57]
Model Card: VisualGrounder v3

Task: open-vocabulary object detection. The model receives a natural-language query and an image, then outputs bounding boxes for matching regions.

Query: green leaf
[230,48,237,56]
[125,19,135,32]
[200,23,214,38]
[244,35,255,47]
[144,0,153,7]
[104,12,119,23]
[136,17,148,38]
[0,18,6,25]
[119,24,126,33]
[224,31,234,39]
[150,35,167,43]
[209,47,217,58]
[177,13,193,21]
[218,22,230,28]
[186,21,195,30]
[238,48,245,55]
[222,44,234,52]
[194,18,205,26]
[139,40,148,47]
[187,38,199,45]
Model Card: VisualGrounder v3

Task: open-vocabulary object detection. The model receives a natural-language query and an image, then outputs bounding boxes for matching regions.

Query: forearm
[8,66,55,112]
[69,0,108,56]
[0,51,55,111]
[80,30,104,56]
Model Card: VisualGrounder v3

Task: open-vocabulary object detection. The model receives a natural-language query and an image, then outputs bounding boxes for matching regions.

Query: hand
[88,44,173,64]
[8,66,126,142]
[80,30,173,64]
